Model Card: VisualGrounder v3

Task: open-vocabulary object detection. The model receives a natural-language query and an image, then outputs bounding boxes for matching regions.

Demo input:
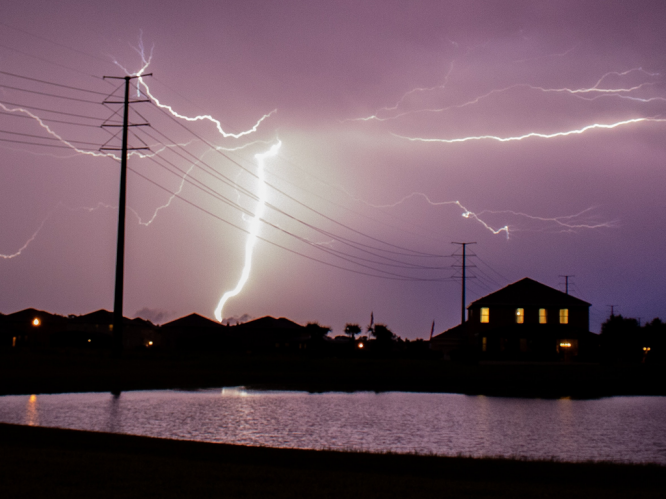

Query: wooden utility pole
[452,242,476,325]
[101,75,151,356]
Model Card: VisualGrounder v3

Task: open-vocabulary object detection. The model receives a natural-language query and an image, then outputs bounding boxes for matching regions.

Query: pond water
[1,389,664,464]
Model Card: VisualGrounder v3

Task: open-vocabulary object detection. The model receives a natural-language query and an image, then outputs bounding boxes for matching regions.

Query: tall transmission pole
[452,242,476,325]
[559,275,574,295]
[101,75,151,356]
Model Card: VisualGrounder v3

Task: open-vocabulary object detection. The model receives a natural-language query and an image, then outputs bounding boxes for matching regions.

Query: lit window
[559,309,569,324]
[480,308,490,323]
[539,309,547,324]
[482,337,487,352]
[32,318,40,326]
[516,308,524,324]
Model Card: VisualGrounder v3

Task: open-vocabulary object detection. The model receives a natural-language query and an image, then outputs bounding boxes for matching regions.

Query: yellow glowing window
[482,337,487,352]
[516,308,524,324]
[480,308,490,323]
[539,309,547,324]
[559,309,569,324]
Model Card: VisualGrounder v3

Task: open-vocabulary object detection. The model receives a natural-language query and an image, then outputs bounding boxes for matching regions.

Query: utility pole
[452,242,476,325]
[607,305,618,317]
[559,275,574,295]
[101,75,151,356]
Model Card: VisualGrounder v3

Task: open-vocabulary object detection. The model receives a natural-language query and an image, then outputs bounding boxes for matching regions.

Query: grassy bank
[0,423,663,499]
[1,349,665,398]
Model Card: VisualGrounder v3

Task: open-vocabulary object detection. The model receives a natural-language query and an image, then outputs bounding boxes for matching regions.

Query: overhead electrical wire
[136,129,452,276]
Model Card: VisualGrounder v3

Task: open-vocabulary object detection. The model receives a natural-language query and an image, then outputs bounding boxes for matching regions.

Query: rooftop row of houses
[0,309,313,353]
[3,278,656,362]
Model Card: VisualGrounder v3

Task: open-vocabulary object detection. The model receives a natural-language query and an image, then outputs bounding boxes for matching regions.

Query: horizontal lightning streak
[393,117,666,144]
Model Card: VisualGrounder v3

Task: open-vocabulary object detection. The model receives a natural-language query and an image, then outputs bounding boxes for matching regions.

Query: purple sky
[2,1,665,337]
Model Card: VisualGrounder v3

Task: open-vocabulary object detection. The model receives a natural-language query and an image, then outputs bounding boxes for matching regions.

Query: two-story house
[432,278,595,361]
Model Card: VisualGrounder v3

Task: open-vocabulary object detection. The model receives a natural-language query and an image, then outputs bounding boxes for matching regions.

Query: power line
[128,163,452,282]
[151,104,444,258]
[0,129,102,146]
[0,83,102,104]
[0,70,109,95]
[0,110,102,128]
[0,100,105,120]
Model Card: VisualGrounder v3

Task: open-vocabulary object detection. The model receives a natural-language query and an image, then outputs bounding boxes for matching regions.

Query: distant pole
[607,305,618,317]
[559,275,574,295]
[452,242,476,325]
[101,75,151,356]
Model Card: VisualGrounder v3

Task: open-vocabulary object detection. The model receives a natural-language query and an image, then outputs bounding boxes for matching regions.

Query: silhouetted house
[1,308,67,348]
[159,313,227,351]
[432,278,595,361]
[57,310,156,349]
[227,316,309,352]
[429,323,467,360]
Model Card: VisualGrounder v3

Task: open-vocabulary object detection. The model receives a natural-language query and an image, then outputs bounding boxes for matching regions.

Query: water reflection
[0,390,664,465]
[25,394,38,427]
[107,391,121,434]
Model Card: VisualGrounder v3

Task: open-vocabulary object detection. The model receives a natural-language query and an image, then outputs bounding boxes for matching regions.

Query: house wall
[468,305,589,333]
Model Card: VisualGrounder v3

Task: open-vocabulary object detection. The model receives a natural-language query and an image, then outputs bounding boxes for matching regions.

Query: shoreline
[1,423,663,498]
[2,350,665,399]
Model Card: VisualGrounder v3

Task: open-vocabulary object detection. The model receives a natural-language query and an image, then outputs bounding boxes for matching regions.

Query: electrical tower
[452,242,476,325]
[100,75,151,356]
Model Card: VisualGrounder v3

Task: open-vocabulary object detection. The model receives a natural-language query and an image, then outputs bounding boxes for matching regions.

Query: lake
[1,389,664,464]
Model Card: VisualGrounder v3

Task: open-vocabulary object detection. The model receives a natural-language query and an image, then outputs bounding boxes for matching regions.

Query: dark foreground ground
[1,349,665,398]
[1,423,663,499]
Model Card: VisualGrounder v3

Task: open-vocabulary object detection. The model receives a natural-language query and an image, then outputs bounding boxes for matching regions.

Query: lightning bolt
[0,102,115,158]
[112,39,277,139]
[392,117,666,144]
[343,192,616,239]
[214,141,281,322]
[0,214,50,259]
[349,68,662,123]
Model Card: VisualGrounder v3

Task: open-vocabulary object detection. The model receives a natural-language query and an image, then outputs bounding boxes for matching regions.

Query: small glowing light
[29,394,37,403]
[88,339,91,343]
[148,341,153,346]
[32,318,40,326]
[358,342,364,349]
[643,347,651,352]
[559,342,572,348]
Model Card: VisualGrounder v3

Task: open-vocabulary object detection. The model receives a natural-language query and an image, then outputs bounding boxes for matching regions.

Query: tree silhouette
[344,323,361,340]
[371,324,396,343]
[306,322,331,342]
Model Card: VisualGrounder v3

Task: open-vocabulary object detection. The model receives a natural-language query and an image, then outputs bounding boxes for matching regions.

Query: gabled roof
[238,316,303,331]
[5,308,67,322]
[431,323,466,341]
[161,313,222,329]
[68,310,141,325]
[469,278,590,308]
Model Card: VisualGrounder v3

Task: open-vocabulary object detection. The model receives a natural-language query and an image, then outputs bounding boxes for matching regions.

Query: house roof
[4,308,67,323]
[68,310,148,326]
[161,313,222,329]
[238,316,303,331]
[431,323,466,342]
[469,278,590,308]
